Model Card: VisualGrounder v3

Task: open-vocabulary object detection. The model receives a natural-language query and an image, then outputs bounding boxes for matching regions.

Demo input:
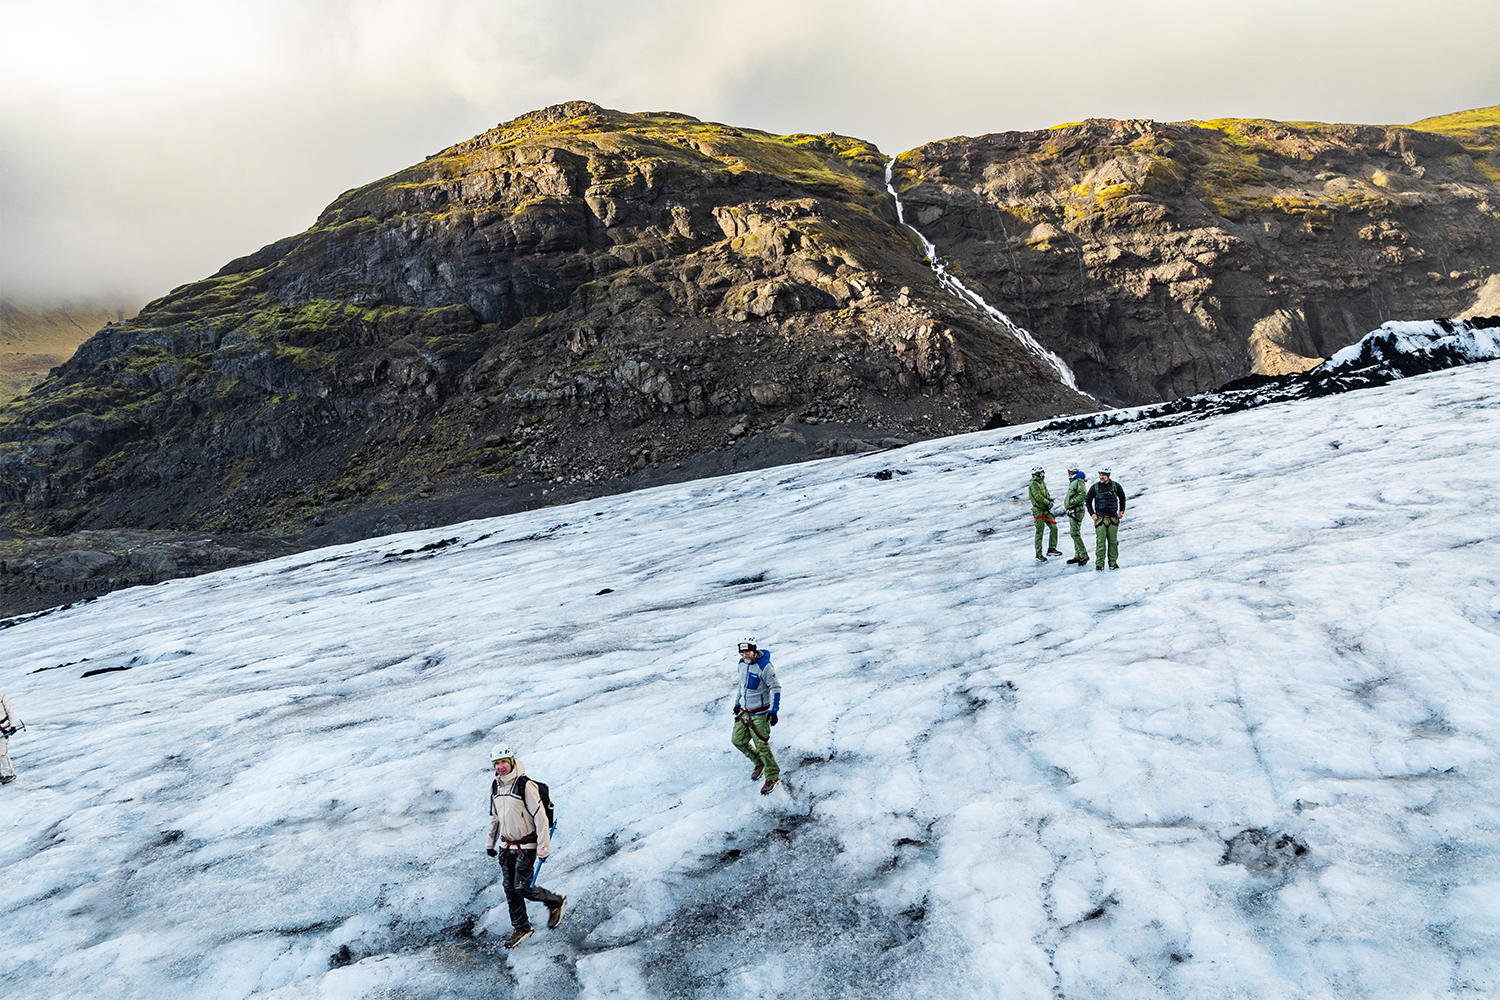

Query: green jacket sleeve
[1065,479,1087,511]
[1028,478,1053,512]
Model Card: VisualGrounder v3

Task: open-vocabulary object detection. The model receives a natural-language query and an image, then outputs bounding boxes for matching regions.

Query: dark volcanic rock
[0,530,301,617]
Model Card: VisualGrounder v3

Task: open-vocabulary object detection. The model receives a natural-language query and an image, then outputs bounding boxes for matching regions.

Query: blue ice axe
[529,821,557,888]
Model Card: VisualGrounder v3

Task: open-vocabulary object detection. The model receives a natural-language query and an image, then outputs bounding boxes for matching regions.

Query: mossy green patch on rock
[1411,105,1500,183]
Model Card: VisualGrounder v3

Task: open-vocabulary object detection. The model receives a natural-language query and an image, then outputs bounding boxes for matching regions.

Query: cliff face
[0,102,1496,562]
[891,108,1500,405]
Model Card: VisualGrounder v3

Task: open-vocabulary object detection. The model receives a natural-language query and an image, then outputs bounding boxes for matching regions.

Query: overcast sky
[3,0,1497,307]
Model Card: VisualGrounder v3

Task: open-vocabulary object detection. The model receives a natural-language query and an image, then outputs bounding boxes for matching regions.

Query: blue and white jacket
[734,649,781,715]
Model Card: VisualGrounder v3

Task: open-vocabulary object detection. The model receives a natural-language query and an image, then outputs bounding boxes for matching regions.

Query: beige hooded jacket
[485,759,553,858]
[0,694,16,780]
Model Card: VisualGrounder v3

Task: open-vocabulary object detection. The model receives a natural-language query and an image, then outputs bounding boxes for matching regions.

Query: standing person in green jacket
[1086,467,1127,570]
[1063,465,1090,565]
[1029,466,1060,562]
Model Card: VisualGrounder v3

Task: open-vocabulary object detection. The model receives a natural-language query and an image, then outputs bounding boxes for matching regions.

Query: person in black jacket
[1086,467,1127,570]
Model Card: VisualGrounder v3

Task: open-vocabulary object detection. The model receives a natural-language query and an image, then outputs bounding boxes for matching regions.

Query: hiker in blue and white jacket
[731,637,782,795]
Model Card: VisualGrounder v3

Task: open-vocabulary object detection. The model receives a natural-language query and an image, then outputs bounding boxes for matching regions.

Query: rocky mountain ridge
[0,101,1495,613]
[891,107,1500,404]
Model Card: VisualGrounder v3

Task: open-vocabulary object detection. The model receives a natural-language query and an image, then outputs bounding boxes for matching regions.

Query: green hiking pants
[732,712,779,782]
[1094,517,1120,567]
[1033,513,1058,557]
[1068,512,1088,561]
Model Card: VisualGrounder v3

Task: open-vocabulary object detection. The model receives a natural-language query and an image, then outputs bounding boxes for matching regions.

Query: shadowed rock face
[0,531,300,617]
[891,112,1500,406]
[0,101,1092,548]
[0,102,1496,610]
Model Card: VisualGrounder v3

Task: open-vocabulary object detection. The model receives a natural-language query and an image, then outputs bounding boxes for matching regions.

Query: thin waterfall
[885,158,1087,395]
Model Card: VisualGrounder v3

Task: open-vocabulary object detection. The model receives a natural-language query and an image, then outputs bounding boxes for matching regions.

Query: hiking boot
[1035,555,1048,562]
[1046,548,1063,556]
[1110,564,1120,571]
[760,778,779,796]
[547,897,567,930]
[505,927,534,949]
[750,763,764,781]
[0,775,13,784]
[1095,565,1104,571]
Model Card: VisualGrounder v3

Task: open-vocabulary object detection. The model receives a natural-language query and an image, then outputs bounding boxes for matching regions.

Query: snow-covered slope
[3,356,1499,999]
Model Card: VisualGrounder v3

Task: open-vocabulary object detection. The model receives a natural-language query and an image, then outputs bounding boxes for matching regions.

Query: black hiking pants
[499,847,564,930]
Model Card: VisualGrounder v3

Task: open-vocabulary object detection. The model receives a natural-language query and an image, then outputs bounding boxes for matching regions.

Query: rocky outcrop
[0,530,299,616]
[890,110,1500,405]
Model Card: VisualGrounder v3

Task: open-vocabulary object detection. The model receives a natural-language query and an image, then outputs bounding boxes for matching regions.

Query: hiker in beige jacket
[0,693,19,784]
[484,744,564,948]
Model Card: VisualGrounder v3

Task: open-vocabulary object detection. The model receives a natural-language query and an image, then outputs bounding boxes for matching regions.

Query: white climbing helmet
[1031,465,1044,475]
[738,636,758,653]
[1098,466,1112,476]
[1066,463,1080,473]
[490,743,514,763]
